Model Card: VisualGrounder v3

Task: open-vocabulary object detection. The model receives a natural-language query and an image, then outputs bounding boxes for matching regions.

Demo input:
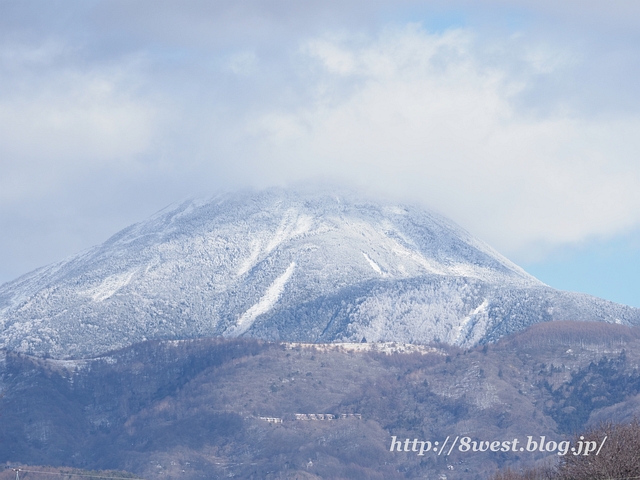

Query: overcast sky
[1,0,639,306]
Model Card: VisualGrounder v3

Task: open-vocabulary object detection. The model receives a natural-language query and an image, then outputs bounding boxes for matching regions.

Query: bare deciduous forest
[2,322,640,479]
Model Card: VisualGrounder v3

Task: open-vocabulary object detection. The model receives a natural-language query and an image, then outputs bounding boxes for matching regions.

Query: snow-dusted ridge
[0,186,639,358]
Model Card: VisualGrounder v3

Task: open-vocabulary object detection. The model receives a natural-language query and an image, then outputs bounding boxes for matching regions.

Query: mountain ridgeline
[0,188,638,358]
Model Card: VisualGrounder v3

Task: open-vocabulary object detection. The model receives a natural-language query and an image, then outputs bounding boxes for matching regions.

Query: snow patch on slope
[237,239,262,276]
[227,262,296,337]
[362,252,384,276]
[453,299,489,346]
[83,271,137,302]
[237,211,313,277]
[390,240,446,276]
[266,210,313,253]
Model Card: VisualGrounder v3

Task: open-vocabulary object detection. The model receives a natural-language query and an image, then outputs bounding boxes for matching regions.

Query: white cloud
[225,50,258,76]
[241,26,640,258]
[1,3,640,282]
[0,44,160,202]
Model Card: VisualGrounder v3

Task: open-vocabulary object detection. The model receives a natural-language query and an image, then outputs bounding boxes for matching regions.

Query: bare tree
[491,465,556,480]
[557,419,640,480]
[491,419,640,480]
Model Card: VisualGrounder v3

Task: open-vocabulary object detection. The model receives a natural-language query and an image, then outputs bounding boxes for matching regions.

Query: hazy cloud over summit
[1,0,640,286]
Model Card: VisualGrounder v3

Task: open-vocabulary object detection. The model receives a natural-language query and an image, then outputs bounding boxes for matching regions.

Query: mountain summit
[1,187,638,358]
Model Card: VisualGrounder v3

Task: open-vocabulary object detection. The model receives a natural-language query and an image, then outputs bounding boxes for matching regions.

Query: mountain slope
[1,187,638,358]
[3,323,640,479]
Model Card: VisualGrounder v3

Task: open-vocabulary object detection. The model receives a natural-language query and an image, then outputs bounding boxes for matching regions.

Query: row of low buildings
[294,413,362,420]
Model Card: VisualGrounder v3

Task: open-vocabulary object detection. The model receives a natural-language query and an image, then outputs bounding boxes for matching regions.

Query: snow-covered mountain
[1,187,639,358]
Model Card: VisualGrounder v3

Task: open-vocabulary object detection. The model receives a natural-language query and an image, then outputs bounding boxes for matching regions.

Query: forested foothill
[2,321,640,479]
[491,420,640,479]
